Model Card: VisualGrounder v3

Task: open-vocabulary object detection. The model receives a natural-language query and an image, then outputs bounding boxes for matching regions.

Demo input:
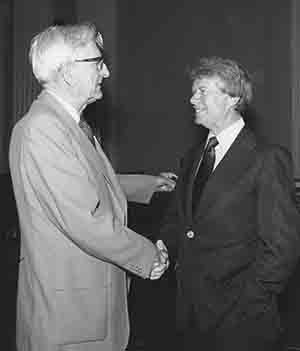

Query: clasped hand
[150,240,169,280]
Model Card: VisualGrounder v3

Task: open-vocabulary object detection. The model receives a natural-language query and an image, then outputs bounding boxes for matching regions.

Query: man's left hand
[155,172,177,192]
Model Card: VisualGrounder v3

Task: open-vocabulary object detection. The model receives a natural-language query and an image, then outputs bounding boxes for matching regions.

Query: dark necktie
[192,136,219,212]
[79,118,96,148]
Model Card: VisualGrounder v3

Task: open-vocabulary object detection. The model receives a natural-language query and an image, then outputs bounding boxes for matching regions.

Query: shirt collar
[46,89,81,124]
[208,118,245,149]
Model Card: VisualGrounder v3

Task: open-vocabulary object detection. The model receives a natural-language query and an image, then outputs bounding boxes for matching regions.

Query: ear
[61,63,74,86]
[228,95,240,109]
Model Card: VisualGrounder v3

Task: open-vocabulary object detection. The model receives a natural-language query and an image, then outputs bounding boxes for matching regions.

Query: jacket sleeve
[117,174,158,204]
[254,146,300,294]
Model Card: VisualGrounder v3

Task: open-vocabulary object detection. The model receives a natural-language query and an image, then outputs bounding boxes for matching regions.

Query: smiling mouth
[194,107,202,113]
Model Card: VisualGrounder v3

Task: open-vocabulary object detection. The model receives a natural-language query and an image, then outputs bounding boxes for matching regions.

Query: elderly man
[158,57,300,351]
[9,23,174,351]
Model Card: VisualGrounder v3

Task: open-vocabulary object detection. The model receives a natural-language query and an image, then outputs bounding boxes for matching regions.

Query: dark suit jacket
[160,127,300,338]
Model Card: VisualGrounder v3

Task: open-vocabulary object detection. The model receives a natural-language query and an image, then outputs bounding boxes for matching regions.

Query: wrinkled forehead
[72,30,104,58]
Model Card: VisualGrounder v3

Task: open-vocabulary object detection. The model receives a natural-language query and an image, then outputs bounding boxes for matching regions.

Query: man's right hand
[149,240,169,280]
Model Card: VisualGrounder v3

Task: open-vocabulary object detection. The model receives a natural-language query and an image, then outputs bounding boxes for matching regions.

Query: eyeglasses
[74,56,104,70]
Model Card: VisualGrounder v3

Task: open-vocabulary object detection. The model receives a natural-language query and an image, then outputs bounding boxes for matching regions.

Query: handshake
[150,240,169,280]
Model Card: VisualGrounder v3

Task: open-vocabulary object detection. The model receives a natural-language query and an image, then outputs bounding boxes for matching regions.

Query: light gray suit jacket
[9,91,157,351]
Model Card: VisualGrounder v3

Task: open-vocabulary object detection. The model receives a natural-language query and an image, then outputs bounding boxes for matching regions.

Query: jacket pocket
[55,286,108,345]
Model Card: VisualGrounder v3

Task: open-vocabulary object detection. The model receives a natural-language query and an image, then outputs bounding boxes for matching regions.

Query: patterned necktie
[79,118,96,148]
[192,136,219,212]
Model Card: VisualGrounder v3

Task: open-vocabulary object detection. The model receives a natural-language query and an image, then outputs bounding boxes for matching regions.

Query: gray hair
[29,23,100,84]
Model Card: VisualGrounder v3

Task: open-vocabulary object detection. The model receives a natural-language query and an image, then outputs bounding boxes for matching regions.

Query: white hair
[29,23,99,84]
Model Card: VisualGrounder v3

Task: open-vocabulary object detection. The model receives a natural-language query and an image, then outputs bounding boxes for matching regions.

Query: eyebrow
[192,85,207,92]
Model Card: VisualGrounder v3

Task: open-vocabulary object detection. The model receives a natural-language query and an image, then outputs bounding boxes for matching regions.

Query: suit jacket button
[186,230,194,239]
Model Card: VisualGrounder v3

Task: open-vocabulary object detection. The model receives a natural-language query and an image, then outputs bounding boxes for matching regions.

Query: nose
[190,93,197,105]
[190,90,201,105]
[100,62,110,78]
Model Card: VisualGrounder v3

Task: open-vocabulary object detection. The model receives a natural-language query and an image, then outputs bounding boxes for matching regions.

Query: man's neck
[45,83,86,114]
[212,110,241,136]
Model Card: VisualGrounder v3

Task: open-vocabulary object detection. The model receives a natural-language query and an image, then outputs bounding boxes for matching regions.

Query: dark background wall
[116,0,292,175]
[0,0,293,174]
[0,0,12,173]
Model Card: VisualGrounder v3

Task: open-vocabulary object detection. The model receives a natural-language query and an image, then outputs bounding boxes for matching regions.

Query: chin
[96,92,103,100]
[88,92,103,104]
[194,116,203,125]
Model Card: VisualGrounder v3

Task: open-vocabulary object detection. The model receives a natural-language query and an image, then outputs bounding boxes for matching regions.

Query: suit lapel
[192,127,257,220]
[174,140,204,223]
[36,92,127,218]
[183,141,206,223]
[94,139,127,217]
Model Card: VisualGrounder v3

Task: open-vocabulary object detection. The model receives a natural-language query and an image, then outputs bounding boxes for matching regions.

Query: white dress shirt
[207,118,245,171]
